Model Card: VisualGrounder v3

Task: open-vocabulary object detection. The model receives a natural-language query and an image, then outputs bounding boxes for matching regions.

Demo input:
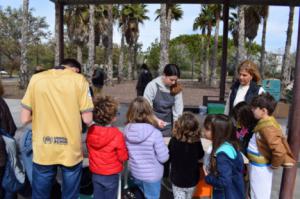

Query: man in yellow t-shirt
[20,58,93,199]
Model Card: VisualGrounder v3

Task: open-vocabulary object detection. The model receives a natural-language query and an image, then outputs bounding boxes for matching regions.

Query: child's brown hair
[93,95,118,126]
[231,101,257,129]
[173,112,201,143]
[126,97,157,126]
[251,93,277,115]
[204,114,216,131]
[209,114,239,174]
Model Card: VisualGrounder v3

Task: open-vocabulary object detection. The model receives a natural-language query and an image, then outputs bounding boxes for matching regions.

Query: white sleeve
[224,91,231,115]
[143,81,157,107]
[172,92,183,121]
[258,87,265,94]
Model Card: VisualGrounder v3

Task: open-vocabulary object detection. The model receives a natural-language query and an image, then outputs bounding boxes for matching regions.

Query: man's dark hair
[251,93,277,115]
[141,63,149,70]
[60,58,81,73]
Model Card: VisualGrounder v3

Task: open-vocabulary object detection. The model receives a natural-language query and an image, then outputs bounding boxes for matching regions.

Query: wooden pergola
[51,0,300,198]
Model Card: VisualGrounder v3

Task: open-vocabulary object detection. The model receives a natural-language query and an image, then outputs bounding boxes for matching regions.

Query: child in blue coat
[204,114,245,199]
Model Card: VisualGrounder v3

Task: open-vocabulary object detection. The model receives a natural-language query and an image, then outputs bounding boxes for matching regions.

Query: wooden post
[279,7,300,199]
[219,2,229,101]
[55,2,64,65]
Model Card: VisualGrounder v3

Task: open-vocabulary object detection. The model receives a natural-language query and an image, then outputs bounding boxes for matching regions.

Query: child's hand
[203,165,209,176]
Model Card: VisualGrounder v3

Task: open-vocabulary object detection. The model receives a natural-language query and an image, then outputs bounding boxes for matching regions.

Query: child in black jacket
[169,112,204,199]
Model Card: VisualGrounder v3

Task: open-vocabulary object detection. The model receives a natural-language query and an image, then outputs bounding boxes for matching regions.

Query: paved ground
[6,98,300,199]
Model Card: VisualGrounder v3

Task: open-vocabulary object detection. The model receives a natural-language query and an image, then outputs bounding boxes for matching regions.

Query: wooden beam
[50,0,300,6]
[220,2,229,101]
[279,7,300,199]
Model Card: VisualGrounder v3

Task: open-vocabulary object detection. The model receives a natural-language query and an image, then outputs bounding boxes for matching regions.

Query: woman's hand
[155,117,166,128]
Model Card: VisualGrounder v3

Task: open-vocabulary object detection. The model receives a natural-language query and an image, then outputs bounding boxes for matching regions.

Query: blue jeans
[133,178,161,199]
[32,162,82,199]
[92,173,119,199]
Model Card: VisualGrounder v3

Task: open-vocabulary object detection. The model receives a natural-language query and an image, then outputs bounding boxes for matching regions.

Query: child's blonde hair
[126,97,157,126]
[173,112,201,143]
[93,95,118,126]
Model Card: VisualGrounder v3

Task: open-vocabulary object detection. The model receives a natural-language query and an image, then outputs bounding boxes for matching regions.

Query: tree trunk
[88,4,95,77]
[204,25,212,85]
[106,5,114,86]
[20,0,29,89]
[118,30,125,83]
[236,5,247,70]
[77,45,83,66]
[133,43,138,79]
[210,12,220,86]
[260,8,268,79]
[281,6,295,89]
[166,4,172,46]
[199,30,206,82]
[127,45,133,80]
[159,4,169,74]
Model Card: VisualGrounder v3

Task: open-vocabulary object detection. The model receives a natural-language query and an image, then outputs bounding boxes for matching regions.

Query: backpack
[0,129,26,192]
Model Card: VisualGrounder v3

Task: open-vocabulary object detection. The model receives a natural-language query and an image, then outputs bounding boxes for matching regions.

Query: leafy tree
[156,4,183,73]
[0,6,50,79]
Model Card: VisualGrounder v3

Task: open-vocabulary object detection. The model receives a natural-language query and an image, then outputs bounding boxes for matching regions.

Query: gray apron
[153,84,175,137]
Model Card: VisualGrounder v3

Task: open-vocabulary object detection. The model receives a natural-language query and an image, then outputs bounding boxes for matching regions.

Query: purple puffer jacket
[124,123,169,182]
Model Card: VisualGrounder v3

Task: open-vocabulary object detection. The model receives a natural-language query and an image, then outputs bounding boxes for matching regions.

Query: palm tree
[259,6,269,79]
[210,5,222,86]
[20,0,29,89]
[193,5,214,85]
[88,4,95,77]
[106,5,114,86]
[281,6,295,89]
[118,5,127,83]
[237,5,246,66]
[156,4,183,73]
[65,5,89,66]
[121,4,149,80]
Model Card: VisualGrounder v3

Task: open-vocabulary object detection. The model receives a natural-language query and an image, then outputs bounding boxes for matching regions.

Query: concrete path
[5,99,299,199]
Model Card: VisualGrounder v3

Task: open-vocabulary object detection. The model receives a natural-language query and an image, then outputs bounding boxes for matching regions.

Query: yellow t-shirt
[21,69,94,166]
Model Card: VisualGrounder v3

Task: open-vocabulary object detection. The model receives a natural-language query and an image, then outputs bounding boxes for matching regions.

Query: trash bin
[262,79,281,101]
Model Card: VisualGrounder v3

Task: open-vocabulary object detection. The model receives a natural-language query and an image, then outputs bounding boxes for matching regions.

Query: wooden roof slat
[50,0,300,6]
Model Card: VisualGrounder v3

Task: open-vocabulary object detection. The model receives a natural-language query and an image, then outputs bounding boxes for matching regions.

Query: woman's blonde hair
[238,60,261,83]
[173,112,201,143]
[126,97,157,126]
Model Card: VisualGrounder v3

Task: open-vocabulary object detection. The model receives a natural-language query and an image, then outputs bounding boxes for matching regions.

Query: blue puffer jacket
[19,129,33,185]
[205,142,245,199]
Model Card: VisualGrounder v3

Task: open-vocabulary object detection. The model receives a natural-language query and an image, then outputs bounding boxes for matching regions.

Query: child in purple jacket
[124,97,169,199]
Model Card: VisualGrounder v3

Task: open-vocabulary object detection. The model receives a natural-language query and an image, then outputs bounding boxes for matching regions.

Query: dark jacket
[0,97,16,136]
[136,69,152,96]
[0,97,17,197]
[229,81,260,113]
[169,137,204,188]
[205,143,245,199]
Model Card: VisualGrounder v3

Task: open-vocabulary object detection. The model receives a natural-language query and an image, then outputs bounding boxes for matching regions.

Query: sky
[0,0,299,53]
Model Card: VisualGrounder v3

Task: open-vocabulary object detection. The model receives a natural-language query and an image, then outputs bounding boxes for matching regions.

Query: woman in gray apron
[144,64,183,137]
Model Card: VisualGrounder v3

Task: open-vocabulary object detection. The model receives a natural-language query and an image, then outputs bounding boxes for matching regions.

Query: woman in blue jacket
[204,114,245,199]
